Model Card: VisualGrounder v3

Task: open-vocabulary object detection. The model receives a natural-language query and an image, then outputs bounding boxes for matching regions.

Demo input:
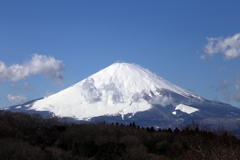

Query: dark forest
[0,110,240,160]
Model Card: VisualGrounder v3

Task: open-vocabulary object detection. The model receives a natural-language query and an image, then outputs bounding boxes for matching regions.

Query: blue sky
[1,0,240,108]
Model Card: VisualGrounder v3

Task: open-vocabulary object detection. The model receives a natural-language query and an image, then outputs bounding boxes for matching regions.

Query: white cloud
[82,78,102,102]
[200,55,206,60]
[149,95,173,107]
[7,94,28,104]
[0,54,65,84]
[10,82,35,91]
[204,33,240,59]
[217,78,240,104]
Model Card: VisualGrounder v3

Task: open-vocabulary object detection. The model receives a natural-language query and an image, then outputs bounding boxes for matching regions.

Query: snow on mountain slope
[174,104,199,114]
[11,62,201,120]
[82,63,196,97]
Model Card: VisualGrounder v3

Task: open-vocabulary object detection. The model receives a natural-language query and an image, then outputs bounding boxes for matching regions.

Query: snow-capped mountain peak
[21,62,199,120]
[5,62,240,130]
[75,62,196,98]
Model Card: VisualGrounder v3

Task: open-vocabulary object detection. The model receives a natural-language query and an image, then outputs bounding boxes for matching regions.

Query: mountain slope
[4,62,240,129]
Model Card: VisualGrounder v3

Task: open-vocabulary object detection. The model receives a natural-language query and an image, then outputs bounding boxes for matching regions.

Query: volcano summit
[5,63,240,129]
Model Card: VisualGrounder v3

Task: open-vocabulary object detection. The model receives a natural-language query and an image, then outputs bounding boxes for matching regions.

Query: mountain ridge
[4,62,240,129]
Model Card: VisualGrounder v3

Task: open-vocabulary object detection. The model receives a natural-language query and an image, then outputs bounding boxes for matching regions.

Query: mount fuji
[4,62,240,129]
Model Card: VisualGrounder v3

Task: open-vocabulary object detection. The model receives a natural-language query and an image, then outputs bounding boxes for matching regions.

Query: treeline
[0,110,240,160]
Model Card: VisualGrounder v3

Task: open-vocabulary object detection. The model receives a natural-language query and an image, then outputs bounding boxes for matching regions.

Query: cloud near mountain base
[7,94,27,104]
[218,79,240,103]
[149,95,173,107]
